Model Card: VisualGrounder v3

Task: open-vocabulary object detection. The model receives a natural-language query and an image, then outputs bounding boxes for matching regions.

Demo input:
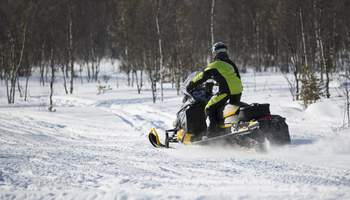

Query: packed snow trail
[0,73,350,199]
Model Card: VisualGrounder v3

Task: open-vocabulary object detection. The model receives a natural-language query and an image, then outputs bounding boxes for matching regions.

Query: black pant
[229,93,242,105]
[206,93,242,134]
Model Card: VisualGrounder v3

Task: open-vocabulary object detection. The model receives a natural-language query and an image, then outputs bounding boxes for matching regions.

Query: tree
[155,0,164,101]
[300,64,321,107]
[210,0,216,45]
[341,72,350,127]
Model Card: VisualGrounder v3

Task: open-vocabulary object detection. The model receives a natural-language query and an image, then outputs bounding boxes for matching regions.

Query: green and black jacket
[187,57,243,96]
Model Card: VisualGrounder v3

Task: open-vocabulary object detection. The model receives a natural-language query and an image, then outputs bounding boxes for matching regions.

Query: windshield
[180,71,199,95]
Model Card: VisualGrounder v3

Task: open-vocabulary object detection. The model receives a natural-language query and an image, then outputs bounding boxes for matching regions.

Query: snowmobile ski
[148,128,167,148]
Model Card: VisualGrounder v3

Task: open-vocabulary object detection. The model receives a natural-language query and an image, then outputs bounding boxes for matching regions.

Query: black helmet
[211,42,227,55]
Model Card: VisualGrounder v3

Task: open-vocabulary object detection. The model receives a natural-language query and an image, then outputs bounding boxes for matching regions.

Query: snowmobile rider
[186,42,243,136]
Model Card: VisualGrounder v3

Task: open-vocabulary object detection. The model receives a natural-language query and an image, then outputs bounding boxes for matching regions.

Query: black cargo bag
[238,103,270,121]
[258,115,291,145]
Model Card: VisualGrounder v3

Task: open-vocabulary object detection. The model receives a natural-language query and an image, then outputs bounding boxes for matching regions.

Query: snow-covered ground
[0,68,349,199]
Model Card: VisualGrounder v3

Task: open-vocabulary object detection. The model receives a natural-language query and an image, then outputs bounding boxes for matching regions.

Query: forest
[0,0,350,109]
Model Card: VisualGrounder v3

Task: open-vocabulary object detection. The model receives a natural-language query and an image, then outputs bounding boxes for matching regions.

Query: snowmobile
[148,72,291,150]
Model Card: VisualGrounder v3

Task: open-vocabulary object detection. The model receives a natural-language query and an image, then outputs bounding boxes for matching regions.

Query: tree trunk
[79,63,83,84]
[40,43,45,86]
[61,65,68,94]
[140,69,143,90]
[299,8,308,68]
[325,56,331,98]
[210,0,216,45]
[253,14,261,70]
[127,70,130,86]
[344,69,350,126]
[40,65,45,86]
[287,39,300,101]
[94,59,100,81]
[156,0,164,102]
[149,62,157,103]
[68,3,74,94]
[7,20,27,104]
[17,78,23,98]
[134,69,143,94]
[294,71,299,100]
[24,74,29,101]
[151,75,157,103]
[5,78,10,103]
[176,60,183,96]
[48,48,55,112]
[131,67,135,87]
[87,62,91,82]
[91,62,95,81]
[313,2,324,83]
[347,85,350,127]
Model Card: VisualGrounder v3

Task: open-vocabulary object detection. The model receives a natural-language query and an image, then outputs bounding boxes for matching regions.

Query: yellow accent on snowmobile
[220,120,259,131]
[223,104,240,118]
[148,128,163,148]
[249,120,259,127]
[183,134,192,144]
[242,121,259,131]
[176,129,192,144]
[220,124,232,129]
[176,129,185,141]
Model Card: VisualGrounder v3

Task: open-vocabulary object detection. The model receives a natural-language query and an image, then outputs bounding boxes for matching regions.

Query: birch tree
[68,2,74,94]
[155,0,164,102]
[210,0,215,45]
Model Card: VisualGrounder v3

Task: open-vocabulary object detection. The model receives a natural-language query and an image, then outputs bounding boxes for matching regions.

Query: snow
[0,69,350,200]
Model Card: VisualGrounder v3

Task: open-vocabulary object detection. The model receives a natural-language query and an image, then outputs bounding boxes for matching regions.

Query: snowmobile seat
[219,102,249,126]
[219,101,249,119]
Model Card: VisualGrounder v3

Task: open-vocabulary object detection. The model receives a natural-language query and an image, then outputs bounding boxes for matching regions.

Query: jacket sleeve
[186,67,222,93]
[186,71,210,92]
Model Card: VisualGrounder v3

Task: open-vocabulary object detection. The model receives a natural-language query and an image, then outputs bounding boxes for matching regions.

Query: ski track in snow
[0,73,350,199]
